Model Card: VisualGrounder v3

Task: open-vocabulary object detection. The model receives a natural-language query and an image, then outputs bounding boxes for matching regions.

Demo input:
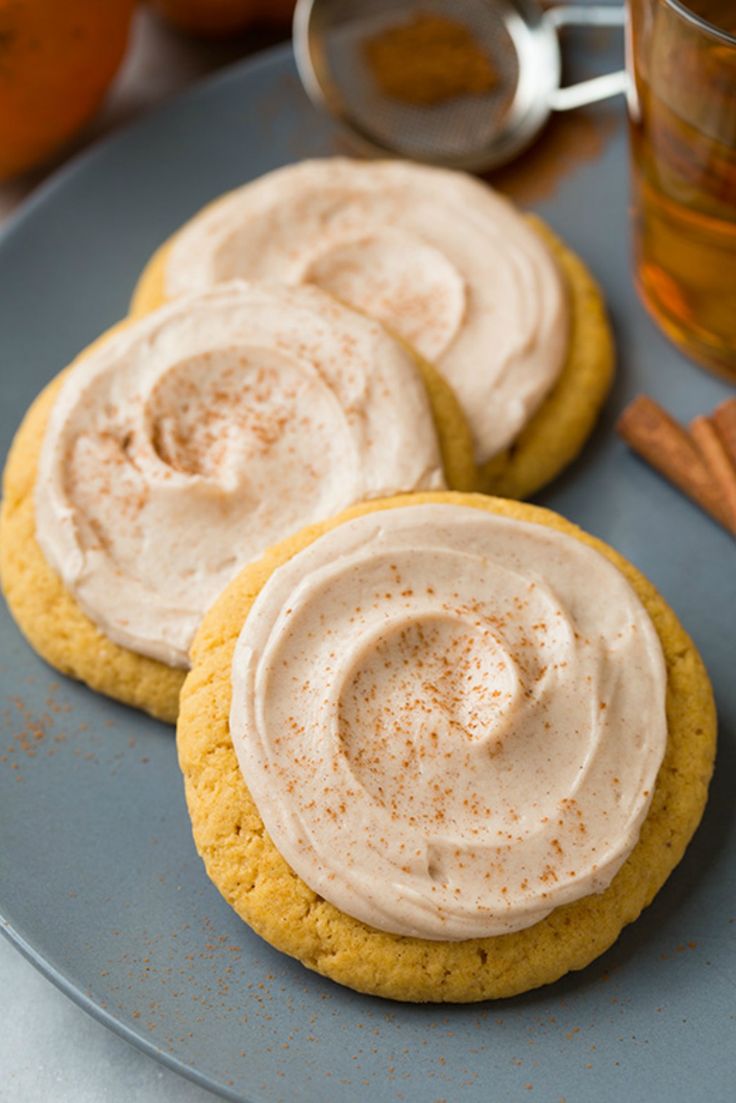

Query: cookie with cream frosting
[177,491,715,1001]
[0,284,473,721]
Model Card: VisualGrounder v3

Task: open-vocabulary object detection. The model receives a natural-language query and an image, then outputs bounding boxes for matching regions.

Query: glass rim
[665,0,736,46]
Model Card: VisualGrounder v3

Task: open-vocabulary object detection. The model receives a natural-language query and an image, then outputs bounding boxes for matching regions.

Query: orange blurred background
[0,1,295,213]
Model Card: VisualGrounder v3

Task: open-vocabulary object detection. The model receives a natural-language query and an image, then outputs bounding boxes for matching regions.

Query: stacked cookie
[0,159,714,1002]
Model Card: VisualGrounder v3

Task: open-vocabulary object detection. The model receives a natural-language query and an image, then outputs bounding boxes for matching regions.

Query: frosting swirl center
[337,613,520,821]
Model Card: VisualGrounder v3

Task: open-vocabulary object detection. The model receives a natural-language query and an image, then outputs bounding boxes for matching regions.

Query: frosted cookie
[0,284,472,722]
[177,491,715,1002]
[131,159,614,498]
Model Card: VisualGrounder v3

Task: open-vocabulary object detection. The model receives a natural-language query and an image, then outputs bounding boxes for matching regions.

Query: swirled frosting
[230,503,667,941]
[35,283,444,667]
[163,159,569,463]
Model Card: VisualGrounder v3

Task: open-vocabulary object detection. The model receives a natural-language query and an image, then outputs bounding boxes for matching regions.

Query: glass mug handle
[545,4,629,111]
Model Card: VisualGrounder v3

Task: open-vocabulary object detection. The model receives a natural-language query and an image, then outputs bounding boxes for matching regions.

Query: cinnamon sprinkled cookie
[0,286,472,722]
[177,491,714,1002]
[131,159,614,499]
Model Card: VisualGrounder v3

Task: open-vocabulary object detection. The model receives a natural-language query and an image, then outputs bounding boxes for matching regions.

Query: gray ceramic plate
[1,39,734,1103]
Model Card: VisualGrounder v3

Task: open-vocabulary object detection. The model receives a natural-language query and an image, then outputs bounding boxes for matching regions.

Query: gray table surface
[0,10,278,1101]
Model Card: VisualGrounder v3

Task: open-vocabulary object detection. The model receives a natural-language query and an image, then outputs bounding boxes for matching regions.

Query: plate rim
[0,917,243,1102]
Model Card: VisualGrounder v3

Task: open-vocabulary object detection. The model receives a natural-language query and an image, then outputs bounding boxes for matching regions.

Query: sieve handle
[545,4,628,111]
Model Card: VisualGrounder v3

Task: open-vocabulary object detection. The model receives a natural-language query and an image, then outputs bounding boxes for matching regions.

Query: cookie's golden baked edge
[0,327,185,725]
[129,237,169,318]
[177,490,716,1003]
[129,185,240,318]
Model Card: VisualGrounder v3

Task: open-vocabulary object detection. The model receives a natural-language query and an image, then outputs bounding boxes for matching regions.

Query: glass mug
[627,0,736,381]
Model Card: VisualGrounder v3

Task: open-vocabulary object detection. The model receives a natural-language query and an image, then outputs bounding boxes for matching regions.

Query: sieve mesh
[312,0,525,159]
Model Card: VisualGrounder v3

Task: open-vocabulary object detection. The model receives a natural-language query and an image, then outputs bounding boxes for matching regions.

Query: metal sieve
[292,0,627,171]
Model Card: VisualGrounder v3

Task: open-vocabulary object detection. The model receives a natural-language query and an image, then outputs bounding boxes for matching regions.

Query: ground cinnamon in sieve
[364,12,498,106]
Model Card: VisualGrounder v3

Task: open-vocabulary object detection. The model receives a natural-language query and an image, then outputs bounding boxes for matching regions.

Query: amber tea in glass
[628,0,736,380]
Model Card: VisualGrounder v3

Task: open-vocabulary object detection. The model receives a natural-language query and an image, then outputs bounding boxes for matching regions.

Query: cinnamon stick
[711,398,736,468]
[616,395,734,533]
[690,415,736,533]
